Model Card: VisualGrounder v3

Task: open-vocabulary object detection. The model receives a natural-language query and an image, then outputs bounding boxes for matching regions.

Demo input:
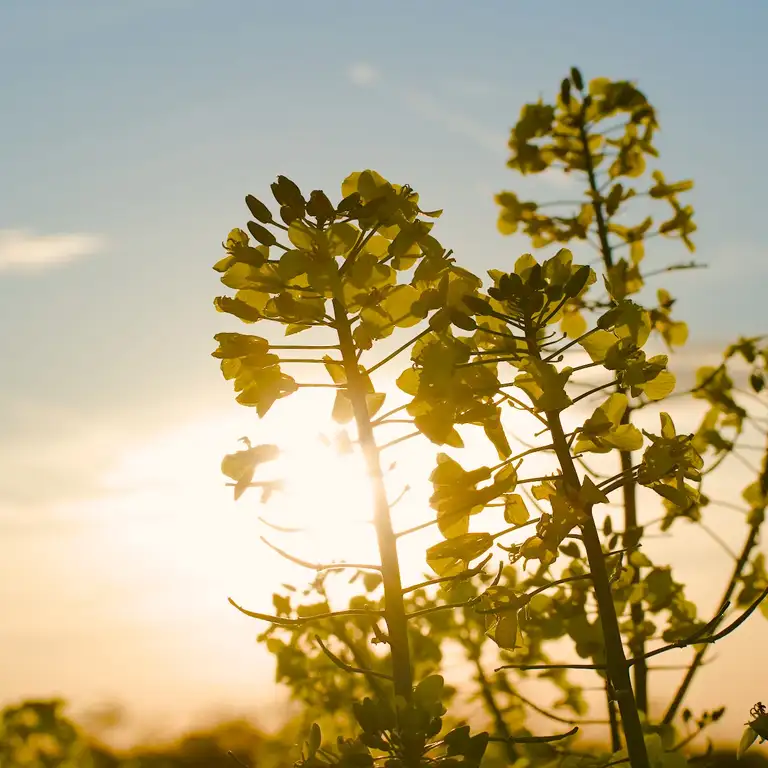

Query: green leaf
[580,330,618,362]
[221,443,279,500]
[332,391,354,424]
[640,370,676,401]
[738,726,758,759]
[483,412,511,460]
[579,476,609,505]
[504,494,529,525]
[414,674,445,709]
[487,612,521,650]
[426,532,493,575]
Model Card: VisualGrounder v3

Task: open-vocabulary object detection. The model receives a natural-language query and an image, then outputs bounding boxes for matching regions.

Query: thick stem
[620,424,647,713]
[661,512,763,724]
[606,681,622,752]
[526,325,649,768]
[580,516,648,768]
[333,299,413,701]
[578,107,649,713]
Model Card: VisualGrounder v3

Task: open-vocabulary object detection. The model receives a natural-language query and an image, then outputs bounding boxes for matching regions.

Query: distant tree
[212,68,768,768]
[0,699,93,768]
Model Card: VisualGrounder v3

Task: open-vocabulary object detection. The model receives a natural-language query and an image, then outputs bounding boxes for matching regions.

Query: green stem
[525,320,649,768]
[606,681,622,751]
[578,104,649,714]
[333,299,413,701]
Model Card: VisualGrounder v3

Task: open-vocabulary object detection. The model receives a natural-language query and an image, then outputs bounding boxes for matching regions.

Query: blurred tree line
[0,698,764,768]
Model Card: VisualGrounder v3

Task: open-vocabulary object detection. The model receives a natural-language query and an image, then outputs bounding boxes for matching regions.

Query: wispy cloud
[347,62,380,87]
[0,229,103,274]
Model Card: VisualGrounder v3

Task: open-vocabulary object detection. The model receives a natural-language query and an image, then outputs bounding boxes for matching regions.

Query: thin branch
[258,517,304,534]
[227,751,251,768]
[631,587,768,666]
[496,662,606,672]
[366,328,432,375]
[372,403,410,425]
[314,635,394,681]
[544,328,600,363]
[663,513,762,723]
[380,431,421,451]
[498,391,550,427]
[261,536,381,572]
[395,518,437,538]
[640,261,705,281]
[270,344,340,350]
[507,687,609,726]
[406,598,479,620]
[696,521,737,560]
[488,726,579,744]
[402,555,492,595]
[571,379,621,406]
[475,574,591,614]
[228,598,381,626]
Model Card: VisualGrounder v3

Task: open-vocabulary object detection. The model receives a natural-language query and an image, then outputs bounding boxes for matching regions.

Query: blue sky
[2,0,766,476]
[2,0,768,740]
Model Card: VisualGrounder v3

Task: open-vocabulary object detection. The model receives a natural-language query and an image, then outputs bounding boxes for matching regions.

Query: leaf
[561,309,587,338]
[426,532,493,575]
[504,494,529,525]
[484,414,512,460]
[221,444,279,500]
[366,392,386,418]
[641,370,676,401]
[602,423,643,451]
[738,726,758,759]
[580,330,618,362]
[396,367,420,396]
[414,675,445,709]
[579,476,609,505]
[487,612,521,650]
[287,222,315,251]
[560,541,581,558]
[332,391,354,424]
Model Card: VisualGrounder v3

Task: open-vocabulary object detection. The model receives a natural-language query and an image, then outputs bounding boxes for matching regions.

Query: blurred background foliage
[0,697,764,768]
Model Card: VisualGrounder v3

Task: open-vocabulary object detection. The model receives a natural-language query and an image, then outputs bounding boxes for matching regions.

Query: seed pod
[571,66,584,90]
[245,194,272,223]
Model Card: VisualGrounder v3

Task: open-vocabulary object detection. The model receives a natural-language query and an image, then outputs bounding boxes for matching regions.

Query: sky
[1,0,768,749]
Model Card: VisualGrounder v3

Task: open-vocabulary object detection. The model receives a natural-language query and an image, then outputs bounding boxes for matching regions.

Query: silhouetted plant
[212,69,768,768]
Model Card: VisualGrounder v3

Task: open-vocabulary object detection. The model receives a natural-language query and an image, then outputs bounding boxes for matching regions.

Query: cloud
[347,62,380,88]
[0,229,103,274]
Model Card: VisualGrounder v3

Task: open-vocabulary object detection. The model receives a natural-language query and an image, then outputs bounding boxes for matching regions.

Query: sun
[244,386,443,587]
[259,430,381,567]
